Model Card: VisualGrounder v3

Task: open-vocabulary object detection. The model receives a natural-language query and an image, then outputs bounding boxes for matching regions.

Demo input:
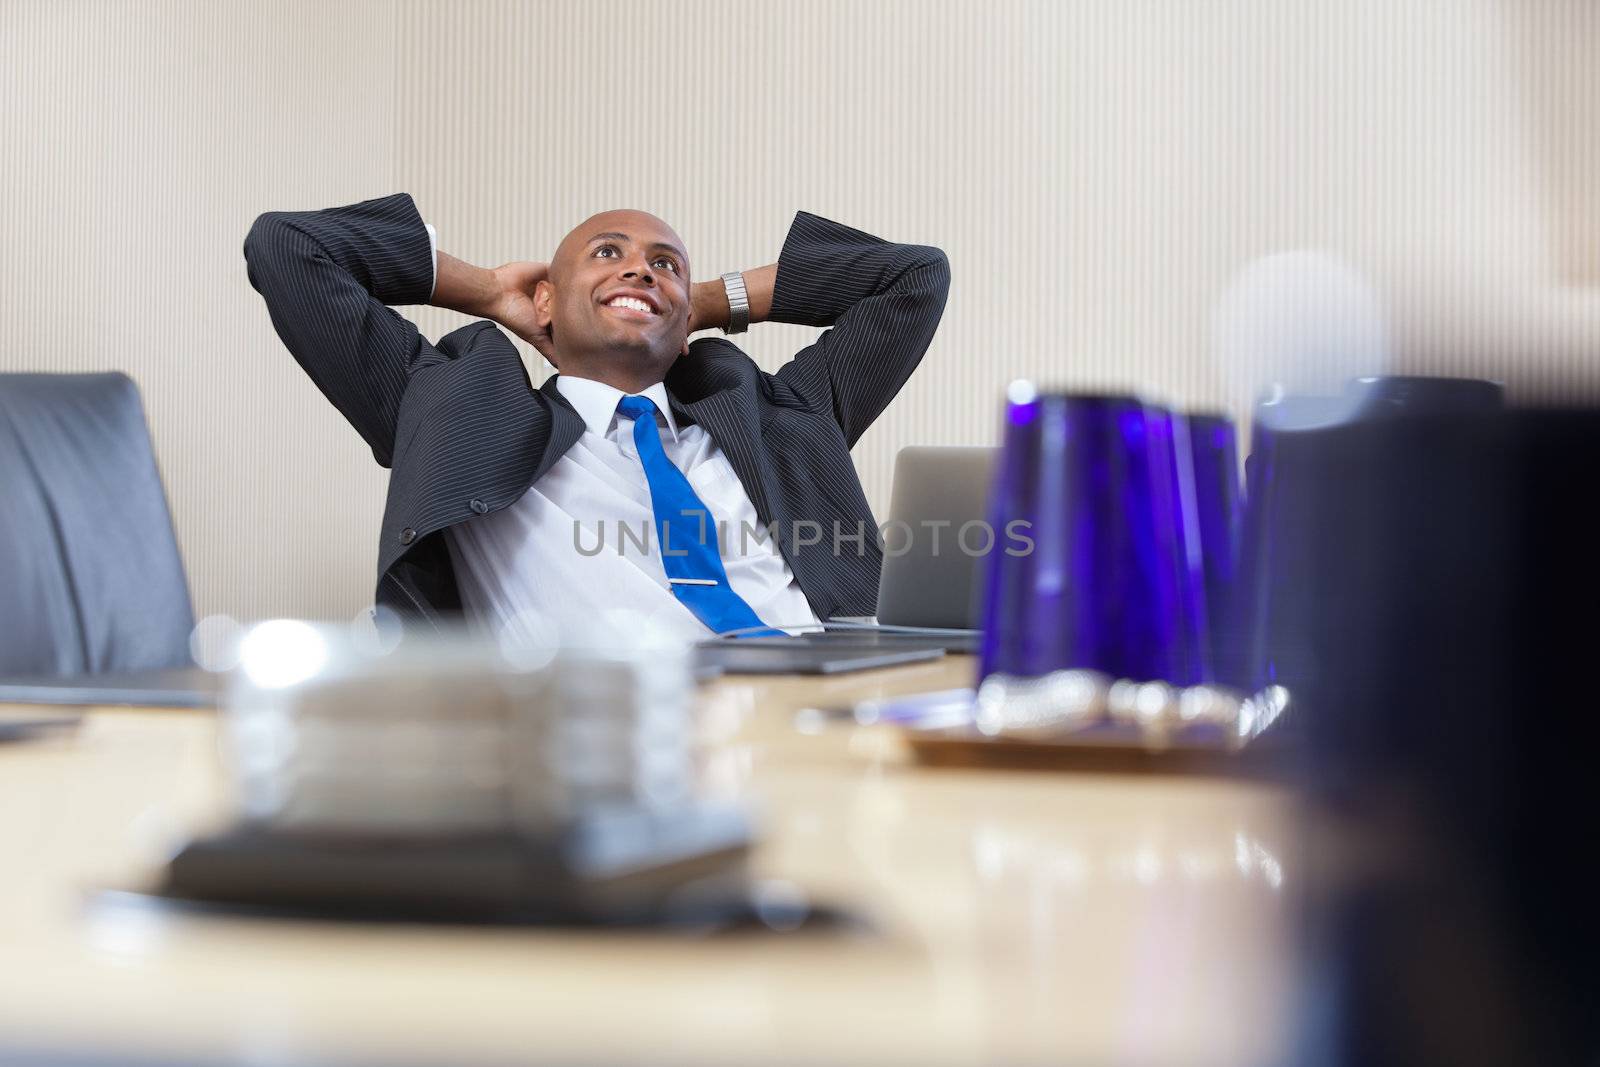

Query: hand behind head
[489,260,557,364]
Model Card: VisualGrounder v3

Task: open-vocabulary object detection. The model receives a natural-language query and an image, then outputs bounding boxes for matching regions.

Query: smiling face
[534,209,692,390]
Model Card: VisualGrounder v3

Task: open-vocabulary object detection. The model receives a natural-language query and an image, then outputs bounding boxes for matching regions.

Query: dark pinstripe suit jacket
[244,193,950,629]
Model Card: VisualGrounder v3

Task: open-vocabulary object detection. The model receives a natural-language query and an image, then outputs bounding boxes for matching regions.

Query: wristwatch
[720,271,750,335]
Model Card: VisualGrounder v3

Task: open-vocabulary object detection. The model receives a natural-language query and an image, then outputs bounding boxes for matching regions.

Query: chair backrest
[0,372,194,675]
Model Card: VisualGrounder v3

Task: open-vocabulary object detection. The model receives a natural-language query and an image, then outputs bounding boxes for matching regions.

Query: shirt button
[399,527,416,545]
[470,498,488,515]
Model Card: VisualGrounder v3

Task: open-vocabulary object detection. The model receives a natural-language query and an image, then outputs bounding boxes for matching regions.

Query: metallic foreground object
[223,621,702,837]
[974,668,1289,750]
[155,620,759,924]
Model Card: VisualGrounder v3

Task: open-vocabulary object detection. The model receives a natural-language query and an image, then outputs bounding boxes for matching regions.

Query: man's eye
[595,245,617,258]
[653,257,679,273]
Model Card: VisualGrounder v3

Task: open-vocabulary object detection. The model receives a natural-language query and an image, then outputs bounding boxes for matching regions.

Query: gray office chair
[0,372,194,675]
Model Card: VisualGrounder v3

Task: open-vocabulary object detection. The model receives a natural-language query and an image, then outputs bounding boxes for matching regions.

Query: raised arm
[703,212,950,448]
[244,193,449,468]
[244,192,557,466]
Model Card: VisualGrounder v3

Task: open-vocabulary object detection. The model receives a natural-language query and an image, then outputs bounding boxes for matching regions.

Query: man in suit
[244,193,949,644]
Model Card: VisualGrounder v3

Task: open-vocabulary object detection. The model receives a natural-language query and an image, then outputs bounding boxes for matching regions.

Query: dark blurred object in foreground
[1267,399,1599,1065]
[154,808,757,927]
[1233,375,1505,695]
[1343,373,1505,417]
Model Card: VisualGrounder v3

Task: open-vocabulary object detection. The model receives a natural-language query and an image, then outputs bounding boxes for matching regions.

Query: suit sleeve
[767,211,950,449]
[243,192,443,468]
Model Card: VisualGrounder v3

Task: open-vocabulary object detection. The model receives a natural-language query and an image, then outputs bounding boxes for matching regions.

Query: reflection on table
[0,658,1294,1066]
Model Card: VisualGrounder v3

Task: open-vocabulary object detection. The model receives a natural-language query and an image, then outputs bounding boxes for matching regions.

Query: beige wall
[3,0,1597,624]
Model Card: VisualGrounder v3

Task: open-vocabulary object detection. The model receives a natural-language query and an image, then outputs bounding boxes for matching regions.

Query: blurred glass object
[1186,413,1244,682]
[977,391,1204,687]
[971,389,1265,745]
[222,621,699,837]
[977,389,1242,695]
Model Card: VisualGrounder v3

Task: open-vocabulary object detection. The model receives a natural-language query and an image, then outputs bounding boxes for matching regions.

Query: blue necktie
[616,395,782,637]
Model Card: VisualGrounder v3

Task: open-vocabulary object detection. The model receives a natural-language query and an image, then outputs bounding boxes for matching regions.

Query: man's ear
[533,279,553,332]
[532,279,559,367]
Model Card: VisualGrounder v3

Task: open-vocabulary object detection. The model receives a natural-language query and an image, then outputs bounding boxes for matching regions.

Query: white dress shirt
[425,231,818,646]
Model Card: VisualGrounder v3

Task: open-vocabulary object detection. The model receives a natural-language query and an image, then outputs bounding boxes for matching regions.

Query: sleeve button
[470,498,488,515]
[399,527,416,545]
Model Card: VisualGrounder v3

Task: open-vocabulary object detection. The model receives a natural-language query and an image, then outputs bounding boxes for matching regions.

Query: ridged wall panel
[3,0,1597,621]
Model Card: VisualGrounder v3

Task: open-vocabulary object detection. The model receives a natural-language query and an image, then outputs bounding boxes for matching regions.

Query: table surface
[0,657,1296,1067]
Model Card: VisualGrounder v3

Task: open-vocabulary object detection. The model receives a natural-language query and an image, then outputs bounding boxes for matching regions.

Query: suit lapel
[667,388,786,543]
[432,323,587,487]
[534,375,587,482]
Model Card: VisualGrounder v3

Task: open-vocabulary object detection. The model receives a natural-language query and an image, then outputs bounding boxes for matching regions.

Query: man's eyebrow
[585,231,687,259]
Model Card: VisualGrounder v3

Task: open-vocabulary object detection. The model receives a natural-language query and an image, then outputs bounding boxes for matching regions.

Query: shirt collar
[552,375,679,442]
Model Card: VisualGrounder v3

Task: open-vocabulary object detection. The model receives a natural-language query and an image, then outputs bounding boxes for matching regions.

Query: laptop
[873,445,997,632]
[692,635,947,676]
[697,446,997,674]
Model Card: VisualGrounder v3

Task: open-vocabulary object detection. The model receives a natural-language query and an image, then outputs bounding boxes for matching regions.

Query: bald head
[550,209,688,286]
[533,209,694,392]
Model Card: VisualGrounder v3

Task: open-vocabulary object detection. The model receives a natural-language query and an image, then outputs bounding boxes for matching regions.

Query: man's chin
[560,327,680,368]
[593,345,679,371]
[597,322,660,348]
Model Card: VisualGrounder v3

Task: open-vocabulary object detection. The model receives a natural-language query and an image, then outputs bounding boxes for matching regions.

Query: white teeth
[606,296,653,313]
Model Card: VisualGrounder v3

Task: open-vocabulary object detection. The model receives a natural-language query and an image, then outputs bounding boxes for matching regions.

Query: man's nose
[619,256,654,284]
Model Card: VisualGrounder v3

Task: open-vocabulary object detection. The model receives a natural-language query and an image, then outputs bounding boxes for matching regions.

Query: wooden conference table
[0,658,1295,1066]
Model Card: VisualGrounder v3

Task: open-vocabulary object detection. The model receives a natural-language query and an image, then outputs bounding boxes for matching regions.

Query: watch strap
[720,271,750,335]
